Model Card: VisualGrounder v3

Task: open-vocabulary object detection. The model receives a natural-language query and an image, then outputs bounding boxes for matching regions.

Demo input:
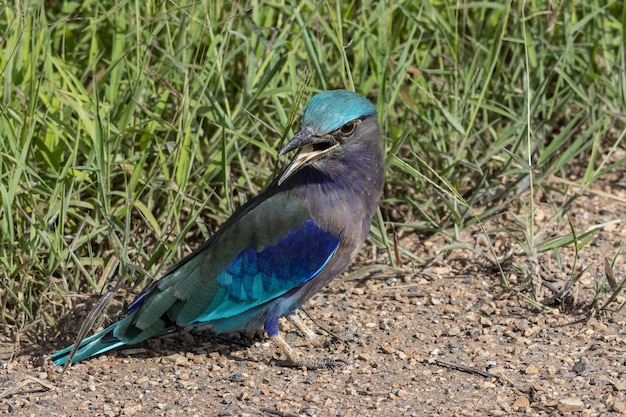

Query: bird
[52,89,385,369]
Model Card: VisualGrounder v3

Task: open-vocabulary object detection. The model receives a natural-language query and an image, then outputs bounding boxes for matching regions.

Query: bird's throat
[278,143,338,186]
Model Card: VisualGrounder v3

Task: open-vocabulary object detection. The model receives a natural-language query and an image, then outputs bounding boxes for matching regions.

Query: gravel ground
[2,175,626,417]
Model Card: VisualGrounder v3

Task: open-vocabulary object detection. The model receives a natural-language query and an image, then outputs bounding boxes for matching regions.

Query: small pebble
[123,403,142,415]
[447,327,461,336]
[135,376,149,385]
[512,396,530,408]
[557,397,584,412]
[524,364,540,375]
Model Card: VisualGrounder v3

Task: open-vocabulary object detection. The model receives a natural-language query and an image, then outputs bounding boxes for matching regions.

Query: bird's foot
[286,313,325,347]
[338,329,365,345]
[270,333,346,370]
[287,355,347,370]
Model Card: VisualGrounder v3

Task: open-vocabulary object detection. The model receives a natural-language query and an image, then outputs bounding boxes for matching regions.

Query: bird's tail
[51,324,124,365]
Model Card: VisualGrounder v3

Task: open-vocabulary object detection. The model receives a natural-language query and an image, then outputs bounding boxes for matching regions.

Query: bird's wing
[114,192,340,340]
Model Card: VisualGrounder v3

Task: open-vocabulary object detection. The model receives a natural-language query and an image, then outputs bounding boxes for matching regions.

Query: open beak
[277,127,338,185]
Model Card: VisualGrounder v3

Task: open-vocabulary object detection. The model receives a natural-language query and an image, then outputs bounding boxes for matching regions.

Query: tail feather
[52,324,124,365]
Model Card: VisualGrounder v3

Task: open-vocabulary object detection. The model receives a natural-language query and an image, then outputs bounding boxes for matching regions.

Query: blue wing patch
[218,219,340,302]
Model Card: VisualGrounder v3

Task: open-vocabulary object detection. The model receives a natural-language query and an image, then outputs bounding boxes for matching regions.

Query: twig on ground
[0,375,54,400]
[431,358,494,378]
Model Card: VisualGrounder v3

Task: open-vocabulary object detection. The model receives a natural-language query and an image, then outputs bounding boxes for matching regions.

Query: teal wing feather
[115,192,339,339]
[191,218,339,322]
[53,191,340,365]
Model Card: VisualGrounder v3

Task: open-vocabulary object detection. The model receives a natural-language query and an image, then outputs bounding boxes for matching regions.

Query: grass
[1,0,625,336]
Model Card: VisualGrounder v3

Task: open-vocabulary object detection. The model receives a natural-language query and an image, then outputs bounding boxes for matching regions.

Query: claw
[270,333,347,370]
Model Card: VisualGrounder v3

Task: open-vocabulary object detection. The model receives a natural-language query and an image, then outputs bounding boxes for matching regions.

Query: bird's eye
[340,121,357,135]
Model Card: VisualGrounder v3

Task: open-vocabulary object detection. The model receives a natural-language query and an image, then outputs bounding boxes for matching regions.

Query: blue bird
[52,90,384,369]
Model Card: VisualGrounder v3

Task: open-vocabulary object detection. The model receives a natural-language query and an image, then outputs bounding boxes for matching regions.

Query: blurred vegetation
[0,0,624,334]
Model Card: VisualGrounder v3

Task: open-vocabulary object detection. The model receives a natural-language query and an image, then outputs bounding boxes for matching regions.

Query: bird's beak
[277,127,338,186]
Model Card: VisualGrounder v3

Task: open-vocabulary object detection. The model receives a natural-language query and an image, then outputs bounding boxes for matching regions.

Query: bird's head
[277,90,380,186]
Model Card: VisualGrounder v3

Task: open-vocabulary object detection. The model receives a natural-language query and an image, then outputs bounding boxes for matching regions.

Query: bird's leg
[270,332,340,370]
[286,312,323,346]
[292,309,358,364]
[265,315,341,370]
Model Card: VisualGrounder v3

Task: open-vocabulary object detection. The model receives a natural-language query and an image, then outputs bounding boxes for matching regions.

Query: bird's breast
[299,183,380,250]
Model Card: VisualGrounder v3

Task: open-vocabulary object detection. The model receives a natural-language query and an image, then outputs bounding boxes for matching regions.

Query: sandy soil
[1,175,626,417]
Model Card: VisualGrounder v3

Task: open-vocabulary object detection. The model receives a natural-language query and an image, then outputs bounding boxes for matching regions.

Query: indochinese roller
[52,89,384,369]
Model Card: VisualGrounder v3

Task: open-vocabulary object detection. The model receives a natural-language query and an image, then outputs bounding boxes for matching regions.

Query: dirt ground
[1,174,626,417]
